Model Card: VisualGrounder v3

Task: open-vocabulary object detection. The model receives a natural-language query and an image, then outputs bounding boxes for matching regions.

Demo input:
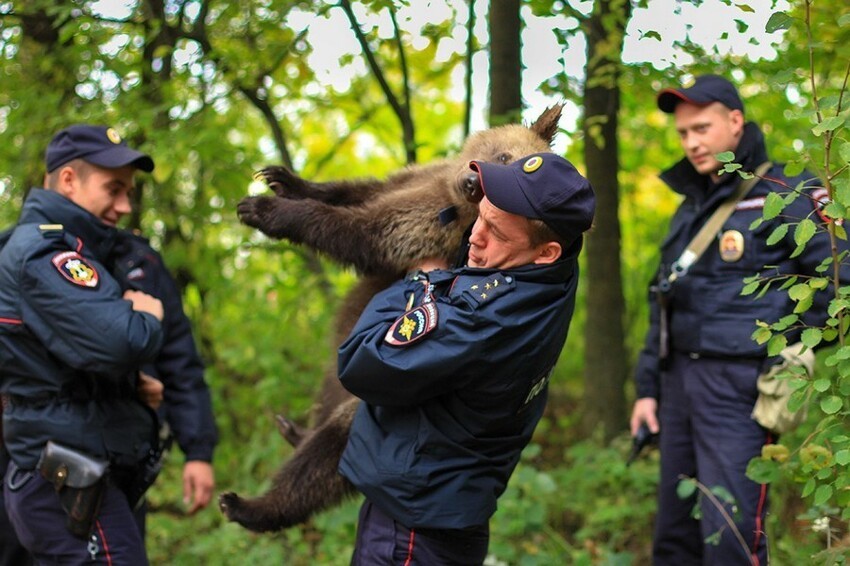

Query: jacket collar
[18,188,117,260]
[659,121,769,203]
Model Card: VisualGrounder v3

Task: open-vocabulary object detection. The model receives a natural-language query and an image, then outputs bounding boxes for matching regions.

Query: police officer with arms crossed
[337,152,595,564]
[630,75,849,564]
[1,124,189,564]
[0,125,219,564]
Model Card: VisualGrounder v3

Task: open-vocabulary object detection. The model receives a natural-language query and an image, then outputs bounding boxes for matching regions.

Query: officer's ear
[53,166,77,198]
[533,241,562,265]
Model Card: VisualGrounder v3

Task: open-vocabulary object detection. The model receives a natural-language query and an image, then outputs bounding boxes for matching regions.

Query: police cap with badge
[656,74,744,114]
[469,152,595,247]
[46,124,154,173]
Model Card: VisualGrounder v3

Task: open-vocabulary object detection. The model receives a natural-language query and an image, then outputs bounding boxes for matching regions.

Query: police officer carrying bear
[630,74,850,564]
[0,125,170,564]
[337,152,595,564]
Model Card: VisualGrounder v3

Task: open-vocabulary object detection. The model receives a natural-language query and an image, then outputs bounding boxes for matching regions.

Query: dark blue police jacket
[110,231,218,462]
[634,122,850,400]
[338,241,582,529]
[0,189,163,469]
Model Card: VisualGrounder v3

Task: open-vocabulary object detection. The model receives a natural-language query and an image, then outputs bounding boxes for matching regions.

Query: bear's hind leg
[219,398,360,532]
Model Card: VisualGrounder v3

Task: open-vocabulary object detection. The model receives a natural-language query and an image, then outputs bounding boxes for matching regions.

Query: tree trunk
[487,0,522,125]
[580,0,631,442]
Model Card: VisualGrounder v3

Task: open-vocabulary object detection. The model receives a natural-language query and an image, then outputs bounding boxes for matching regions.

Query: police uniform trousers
[350,499,489,566]
[0,447,32,566]
[4,461,148,566]
[653,352,772,566]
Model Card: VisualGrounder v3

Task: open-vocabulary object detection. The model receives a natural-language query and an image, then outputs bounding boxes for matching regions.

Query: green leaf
[794,218,817,247]
[812,116,846,136]
[823,202,846,220]
[840,13,850,27]
[839,141,850,164]
[741,281,759,296]
[765,11,794,33]
[752,327,772,344]
[717,151,736,163]
[766,223,788,245]
[836,449,850,466]
[802,477,816,497]
[814,484,834,506]
[767,334,787,356]
[763,192,785,220]
[813,378,831,392]
[783,160,807,177]
[801,327,822,349]
[676,478,697,499]
[821,395,843,414]
[747,458,781,484]
[788,283,813,302]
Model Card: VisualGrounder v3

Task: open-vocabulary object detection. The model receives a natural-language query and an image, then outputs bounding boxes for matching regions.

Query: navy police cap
[657,74,744,114]
[46,124,154,173]
[469,153,595,246]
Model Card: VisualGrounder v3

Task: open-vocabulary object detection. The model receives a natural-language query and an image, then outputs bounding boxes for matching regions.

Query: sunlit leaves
[765,11,794,33]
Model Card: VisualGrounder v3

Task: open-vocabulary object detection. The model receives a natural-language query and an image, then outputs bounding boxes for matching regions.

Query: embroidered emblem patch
[384,303,438,346]
[719,229,744,262]
[51,251,99,288]
[523,156,543,173]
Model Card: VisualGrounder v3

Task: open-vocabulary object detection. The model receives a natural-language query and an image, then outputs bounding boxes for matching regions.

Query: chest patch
[719,229,745,262]
[384,303,438,346]
[51,251,99,289]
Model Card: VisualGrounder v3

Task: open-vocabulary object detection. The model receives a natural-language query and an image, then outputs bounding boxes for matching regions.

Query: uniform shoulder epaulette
[461,272,515,306]
[38,224,65,238]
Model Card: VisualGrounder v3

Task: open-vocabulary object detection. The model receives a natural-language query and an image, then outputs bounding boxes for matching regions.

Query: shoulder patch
[51,251,99,289]
[462,273,514,306]
[384,303,438,346]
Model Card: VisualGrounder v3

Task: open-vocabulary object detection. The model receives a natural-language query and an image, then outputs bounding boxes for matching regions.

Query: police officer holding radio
[338,153,595,564]
[629,75,848,564]
[1,124,180,564]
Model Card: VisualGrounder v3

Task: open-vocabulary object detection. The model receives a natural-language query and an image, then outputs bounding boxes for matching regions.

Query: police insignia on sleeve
[719,229,744,262]
[384,303,438,346]
[463,273,514,306]
[51,251,99,288]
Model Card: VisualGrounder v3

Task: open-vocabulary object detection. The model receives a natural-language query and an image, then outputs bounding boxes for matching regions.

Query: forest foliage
[1,0,849,563]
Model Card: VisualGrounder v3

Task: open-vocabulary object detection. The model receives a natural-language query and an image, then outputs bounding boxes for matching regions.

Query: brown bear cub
[220,105,563,532]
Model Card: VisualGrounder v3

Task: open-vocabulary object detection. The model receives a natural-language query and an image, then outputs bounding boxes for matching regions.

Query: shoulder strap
[669,161,772,282]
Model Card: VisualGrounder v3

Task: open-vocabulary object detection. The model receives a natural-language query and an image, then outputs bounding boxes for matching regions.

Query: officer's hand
[630,397,659,436]
[124,289,164,321]
[183,460,215,515]
[137,372,164,410]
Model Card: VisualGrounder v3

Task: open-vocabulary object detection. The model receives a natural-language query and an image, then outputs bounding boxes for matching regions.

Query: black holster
[37,441,109,539]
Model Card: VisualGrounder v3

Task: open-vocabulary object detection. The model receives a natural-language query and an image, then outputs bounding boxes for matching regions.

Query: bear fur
[219,105,563,532]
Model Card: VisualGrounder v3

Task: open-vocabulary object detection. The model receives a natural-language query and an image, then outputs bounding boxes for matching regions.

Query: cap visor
[657,88,714,113]
[85,146,154,172]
